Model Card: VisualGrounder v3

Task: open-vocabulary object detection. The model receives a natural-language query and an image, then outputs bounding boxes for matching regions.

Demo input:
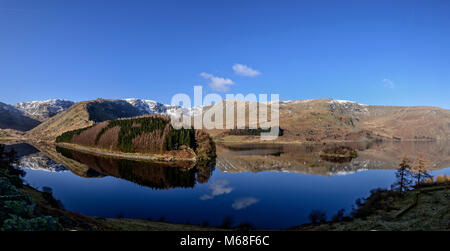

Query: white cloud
[231,197,259,210]
[232,64,260,77]
[200,180,233,200]
[383,78,395,88]
[200,72,234,92]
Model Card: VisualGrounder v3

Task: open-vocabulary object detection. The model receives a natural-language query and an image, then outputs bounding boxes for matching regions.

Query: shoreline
[213,138,443,145]
[1,137,445,148]
[56,142,198,163]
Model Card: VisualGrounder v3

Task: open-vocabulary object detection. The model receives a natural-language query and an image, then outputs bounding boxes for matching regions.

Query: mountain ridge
[1,98,449,142]
[14,99,75,122]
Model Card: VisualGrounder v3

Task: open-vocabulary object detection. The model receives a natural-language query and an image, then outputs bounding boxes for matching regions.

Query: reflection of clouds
[232,197,259,210]
[200,180,233,200]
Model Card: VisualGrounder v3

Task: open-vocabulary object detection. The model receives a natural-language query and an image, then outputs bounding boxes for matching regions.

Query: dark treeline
[225,126,284,136]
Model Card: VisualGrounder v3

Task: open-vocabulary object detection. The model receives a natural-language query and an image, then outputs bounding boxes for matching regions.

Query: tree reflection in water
[56,146,215,189]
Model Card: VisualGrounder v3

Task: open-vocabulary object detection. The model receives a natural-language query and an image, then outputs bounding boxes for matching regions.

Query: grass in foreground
[292,181,450,231]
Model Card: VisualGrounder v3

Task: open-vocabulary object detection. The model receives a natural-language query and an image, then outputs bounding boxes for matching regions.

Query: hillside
[55,115,216,161]
[19,98,450,143]
[24,98,191,141]
[0,102,41,131]
[204,99,450,143]
[26,99,144,141]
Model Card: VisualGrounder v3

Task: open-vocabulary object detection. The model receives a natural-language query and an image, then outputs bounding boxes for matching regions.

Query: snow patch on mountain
[14,99,75,121]
[124,98,198,117]
[328,99,369,115]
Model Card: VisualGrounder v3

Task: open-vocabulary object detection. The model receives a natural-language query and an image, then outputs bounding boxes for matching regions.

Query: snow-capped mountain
[123,98,196,117]
[124,98,172,114]
[14,99,75,122]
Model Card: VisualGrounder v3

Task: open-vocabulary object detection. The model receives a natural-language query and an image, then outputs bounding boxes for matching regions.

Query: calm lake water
[5,141,450,229]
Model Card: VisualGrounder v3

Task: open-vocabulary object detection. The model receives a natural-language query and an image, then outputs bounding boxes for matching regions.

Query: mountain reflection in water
[215,141,450,176]
[56,146,215,189]
[3,140,449,229]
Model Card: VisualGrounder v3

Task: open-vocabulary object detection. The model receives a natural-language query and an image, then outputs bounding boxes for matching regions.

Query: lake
[4,141,450,229]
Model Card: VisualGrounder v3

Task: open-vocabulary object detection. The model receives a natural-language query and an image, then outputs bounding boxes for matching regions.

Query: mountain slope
[280,99,450,141]
[24,98,450,143]
[204,99,450,142]
[26,99,144,141]
[14,99,75,122]
[0,102,41,131]
[25,98,194,141]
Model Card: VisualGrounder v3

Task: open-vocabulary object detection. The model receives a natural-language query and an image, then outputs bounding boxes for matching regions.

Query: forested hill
[56,115,216,161]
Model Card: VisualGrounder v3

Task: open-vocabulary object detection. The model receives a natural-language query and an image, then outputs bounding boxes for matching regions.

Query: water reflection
[216,141,450,176]
[200,180,233,200]
[16,152,67,172]
[232,197,259,210]
[1,140,449,229]
[55,146,215,189]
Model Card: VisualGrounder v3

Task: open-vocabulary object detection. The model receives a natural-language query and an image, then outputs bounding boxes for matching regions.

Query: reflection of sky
[20,162,450,230]
[200,180,233,200]
[232,197,259,210]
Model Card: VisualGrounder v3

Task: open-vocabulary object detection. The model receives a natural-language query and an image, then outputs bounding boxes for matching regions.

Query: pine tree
[391,155,413,194]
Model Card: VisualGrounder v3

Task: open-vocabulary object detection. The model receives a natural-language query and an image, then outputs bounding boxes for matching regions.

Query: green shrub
[1,215,62,231]
[1,144,63,231]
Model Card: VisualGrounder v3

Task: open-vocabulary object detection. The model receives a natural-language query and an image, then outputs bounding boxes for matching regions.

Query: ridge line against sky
[1,0,449,109]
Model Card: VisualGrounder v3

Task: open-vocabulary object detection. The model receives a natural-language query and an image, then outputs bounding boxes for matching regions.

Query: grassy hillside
[23,98,450,143]
[56,115,216,161]
[26,99,142,141]
[26,101,92,141]
[203,99,450,143]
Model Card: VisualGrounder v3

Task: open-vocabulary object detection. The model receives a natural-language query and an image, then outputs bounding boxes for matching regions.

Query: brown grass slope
[362,105,450,141]
[26,99,143,141]
[203,99,450,143]
[25,98,450,143]
[27,101,92,141]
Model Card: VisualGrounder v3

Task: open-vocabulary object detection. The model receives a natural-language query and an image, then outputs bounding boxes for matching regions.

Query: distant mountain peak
[14,99,75,122]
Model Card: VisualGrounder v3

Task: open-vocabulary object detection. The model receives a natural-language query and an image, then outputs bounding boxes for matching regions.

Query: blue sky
[1,0,449,108]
